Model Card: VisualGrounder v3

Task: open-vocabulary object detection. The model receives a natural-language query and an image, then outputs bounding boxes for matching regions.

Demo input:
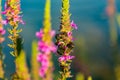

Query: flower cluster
[58,55,75,62]
[2,0,24,26]
[36,29,56,78]
[37,53,49,77]
[0,0,6,78]
[2,0,24,57]
[55,20,77,79]
[0,13,6,43]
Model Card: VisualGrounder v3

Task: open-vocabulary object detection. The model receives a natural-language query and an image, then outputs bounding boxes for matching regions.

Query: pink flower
[2,0,24,25]
[67,31,72,37]
[1,11,6,14]
[13,15,25,24]
[37,53,47,62]
[20,19,25,24]
[58,55,75,62]
[1,20,8,25]
[38,41,50,53]
[36,29,56,78]
[0,28,6,35]
[67,31,75,41]
[36,29,43,39]
[50,43,57,53]
[50,30,55,37]
[37,53,49,77]
[37,54,49,67]
[38,41,56,54]
[71,20,78,29]
[39,68,45,77]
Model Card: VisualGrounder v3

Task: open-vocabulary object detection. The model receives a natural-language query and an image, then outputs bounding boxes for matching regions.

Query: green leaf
[8,28,13,34]
[8,44,14,48]
[10,51,15,57]
[17,29,22,33]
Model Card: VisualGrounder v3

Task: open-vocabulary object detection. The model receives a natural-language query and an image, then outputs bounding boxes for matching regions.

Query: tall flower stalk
[0,0,6,79]
[2,0,24,57]
[10,36,30,80]
[55,0,77,80]
[106,0,117,46]
[2,0,30,80]
[106,0,120,80]
[14,50,30,80]
[31,41,40,80]
[36,0,56,80]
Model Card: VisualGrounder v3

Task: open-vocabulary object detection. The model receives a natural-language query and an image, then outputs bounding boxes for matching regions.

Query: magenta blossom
[67,31,72,37]
[71,20,78,29]
[1,11,7,14]
[36,29,56,78]
[36,29,55,39]
[0,28,6,35]
[37,53,49,67]
[39,67,46,77]
[36,29,44,39]
[2,0,24,26]
[37,53,49,77]
[1,20,8,25]
[36,29,56,54]
[58,55,75,62]
[50,30,55,37]
[38,41,50,54]
[38,41,56,54]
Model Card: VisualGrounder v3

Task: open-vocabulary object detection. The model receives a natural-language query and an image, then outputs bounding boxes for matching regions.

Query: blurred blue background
[2,0,120,80]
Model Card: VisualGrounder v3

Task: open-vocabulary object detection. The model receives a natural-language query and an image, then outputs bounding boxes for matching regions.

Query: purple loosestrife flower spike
[2,0,31,80]
[36,0,56,80]
[2,0,24,57]
[0,0,6,79]
[36,29,56,79]
[55,0,77,80]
